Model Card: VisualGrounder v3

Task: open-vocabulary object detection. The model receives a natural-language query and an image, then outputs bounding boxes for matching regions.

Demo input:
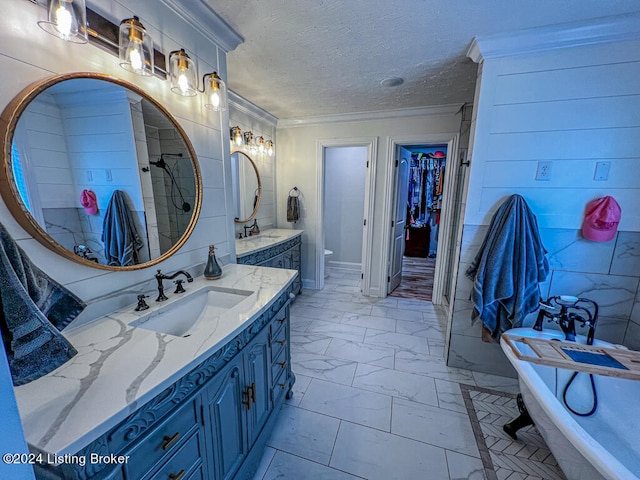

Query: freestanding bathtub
[501,327,640,480]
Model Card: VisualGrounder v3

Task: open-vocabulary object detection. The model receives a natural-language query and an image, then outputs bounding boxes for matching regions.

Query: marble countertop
[14,264,296,457]
[236,228,304,258]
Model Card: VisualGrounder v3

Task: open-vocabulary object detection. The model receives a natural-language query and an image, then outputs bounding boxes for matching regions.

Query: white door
[388,146,411,294]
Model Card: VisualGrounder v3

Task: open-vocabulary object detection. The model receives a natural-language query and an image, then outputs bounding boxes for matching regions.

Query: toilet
[324,249,333,278]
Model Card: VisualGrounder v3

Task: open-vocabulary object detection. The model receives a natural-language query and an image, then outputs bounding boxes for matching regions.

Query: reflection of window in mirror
[11,128,44,225]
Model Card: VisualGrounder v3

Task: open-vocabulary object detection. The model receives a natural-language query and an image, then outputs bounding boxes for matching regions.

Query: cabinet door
[244,327,272,446]
[203,363,247,480]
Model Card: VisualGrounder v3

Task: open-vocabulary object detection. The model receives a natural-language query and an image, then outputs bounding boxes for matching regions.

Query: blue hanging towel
[0,223,85,385]
[466,194,549,340]
[102,190,143,266]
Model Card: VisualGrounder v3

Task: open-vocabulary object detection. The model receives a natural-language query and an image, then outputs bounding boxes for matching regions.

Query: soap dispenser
[204,244,222,280]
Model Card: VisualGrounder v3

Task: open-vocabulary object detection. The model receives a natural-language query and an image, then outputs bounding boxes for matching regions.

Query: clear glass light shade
[169,49,197,97]
[256,136,265,153]
[231,127,243,146]
[38,0,88,43]
[119,17,154,76]
[243,131,255,152]
[204,72,227,111]
[266,140,274,157]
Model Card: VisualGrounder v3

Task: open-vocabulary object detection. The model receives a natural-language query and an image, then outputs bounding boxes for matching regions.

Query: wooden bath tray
[502,333,640,381]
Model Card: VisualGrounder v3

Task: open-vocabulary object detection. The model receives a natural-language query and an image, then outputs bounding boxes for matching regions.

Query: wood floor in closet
[388,255,435,302]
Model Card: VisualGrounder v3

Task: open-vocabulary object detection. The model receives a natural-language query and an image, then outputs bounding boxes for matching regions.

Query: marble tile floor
[253,267,556,480]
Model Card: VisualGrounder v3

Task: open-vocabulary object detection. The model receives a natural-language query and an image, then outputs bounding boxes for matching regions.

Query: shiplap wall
[464,39,640,229]
[0,0,236,326]
[447,34,640,376]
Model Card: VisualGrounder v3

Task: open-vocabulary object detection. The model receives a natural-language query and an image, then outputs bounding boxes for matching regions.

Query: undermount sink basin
[130,286,253,337]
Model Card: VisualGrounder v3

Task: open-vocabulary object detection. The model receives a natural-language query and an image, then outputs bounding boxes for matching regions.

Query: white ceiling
[206,0,640,120]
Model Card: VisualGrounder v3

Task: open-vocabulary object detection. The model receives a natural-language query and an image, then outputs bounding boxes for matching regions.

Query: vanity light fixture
[243,131,255,152]
[256,136,265,154]
[38,0,88,43]
[202,72,227,111]
[169,49,197,96]
[266,140,274,157]
[231,126,243,147]
[168,50,228,110]
[119,16,154,76]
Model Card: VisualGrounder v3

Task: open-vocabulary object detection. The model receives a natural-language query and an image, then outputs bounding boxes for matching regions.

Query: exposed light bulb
[178,72,190,94]
[210,90,221,109]
[54,4,73,37]
[267,141,274,157]
[127,45,143,72]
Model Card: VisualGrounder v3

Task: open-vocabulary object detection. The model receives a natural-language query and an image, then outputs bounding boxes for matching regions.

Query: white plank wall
[0,0,235,320]
[464,39,640,231]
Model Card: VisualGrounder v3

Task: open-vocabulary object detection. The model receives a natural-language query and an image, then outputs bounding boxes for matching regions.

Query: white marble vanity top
[14,264,296,457]
[235,228,303,257]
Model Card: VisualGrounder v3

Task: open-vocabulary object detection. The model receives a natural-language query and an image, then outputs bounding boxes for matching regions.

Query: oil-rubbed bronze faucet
[155,269,193,301]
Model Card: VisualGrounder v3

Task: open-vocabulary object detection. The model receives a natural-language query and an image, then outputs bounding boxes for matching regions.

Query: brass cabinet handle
[251,382,257,403]
[242,385,253,410]
[278,360,287,369]
[279,382,287,389]
[162,432,180,451]
[277,317,286,324]
[277,339,286,346]
[169,470,185,480]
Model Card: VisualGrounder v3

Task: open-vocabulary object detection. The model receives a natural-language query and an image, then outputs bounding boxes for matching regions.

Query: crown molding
[229,91,278,126]
[158,0,244,53]
[277,104,463,128]
[467,12,640,63]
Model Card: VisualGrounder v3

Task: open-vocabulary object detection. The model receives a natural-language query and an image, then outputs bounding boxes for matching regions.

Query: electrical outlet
[535,161,552,181]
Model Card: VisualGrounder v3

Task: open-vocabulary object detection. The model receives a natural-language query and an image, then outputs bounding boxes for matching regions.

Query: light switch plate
[594,161,611,181]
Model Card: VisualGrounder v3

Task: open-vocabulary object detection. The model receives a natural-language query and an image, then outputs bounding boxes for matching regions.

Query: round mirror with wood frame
[0,72,202,270]
[231,150,262,223]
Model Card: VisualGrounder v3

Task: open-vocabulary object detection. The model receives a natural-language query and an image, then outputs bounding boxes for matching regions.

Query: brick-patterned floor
[461,385,567,480]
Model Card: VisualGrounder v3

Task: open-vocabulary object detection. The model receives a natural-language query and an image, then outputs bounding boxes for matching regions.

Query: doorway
[324,146,368,274]
[388,145,448,302]
[315,137,378,291]
[381,132,461,309]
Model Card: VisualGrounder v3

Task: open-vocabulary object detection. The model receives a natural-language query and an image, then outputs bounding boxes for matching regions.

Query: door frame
[381,133,460,305]
[315,137,378,292]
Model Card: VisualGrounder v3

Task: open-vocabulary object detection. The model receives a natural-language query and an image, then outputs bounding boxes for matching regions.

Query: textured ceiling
[206,0,640,119]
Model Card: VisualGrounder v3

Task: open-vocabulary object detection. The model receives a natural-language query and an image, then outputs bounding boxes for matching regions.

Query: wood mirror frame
[0,72,202,270]
[231,150,262,223]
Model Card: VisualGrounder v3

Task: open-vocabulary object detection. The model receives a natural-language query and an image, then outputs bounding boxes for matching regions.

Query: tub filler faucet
[155,269,193,302]
[533,295,599,345]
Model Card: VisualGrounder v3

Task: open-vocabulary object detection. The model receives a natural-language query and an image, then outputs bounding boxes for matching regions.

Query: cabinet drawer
[147,431,203,480]
[271,344,288,383]
[125,399,199,480]
[270,321,287,361]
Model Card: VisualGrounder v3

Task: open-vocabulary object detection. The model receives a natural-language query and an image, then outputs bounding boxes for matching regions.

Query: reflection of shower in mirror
[149,153,192,213]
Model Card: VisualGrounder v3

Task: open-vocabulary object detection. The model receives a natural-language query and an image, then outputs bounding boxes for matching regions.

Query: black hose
[562,371,598,417]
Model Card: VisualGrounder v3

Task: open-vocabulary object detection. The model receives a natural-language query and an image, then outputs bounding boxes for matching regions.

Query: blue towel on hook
[102,190,143,266]
[466,195,549,340]
[0,223,85,385]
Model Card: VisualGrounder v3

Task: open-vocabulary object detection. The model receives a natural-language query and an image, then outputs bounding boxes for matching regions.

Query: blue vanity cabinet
[31,285,295,480]
[237,235,302,295]
[203,361,247,480]
[244,328,273,443]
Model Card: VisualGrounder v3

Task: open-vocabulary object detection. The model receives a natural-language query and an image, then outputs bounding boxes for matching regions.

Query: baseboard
[327,261,361,271]
[302,278,317,289]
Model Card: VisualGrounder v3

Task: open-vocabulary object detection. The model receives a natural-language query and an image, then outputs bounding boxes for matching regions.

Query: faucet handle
[174,280,186,294]
[135,294,150,311]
